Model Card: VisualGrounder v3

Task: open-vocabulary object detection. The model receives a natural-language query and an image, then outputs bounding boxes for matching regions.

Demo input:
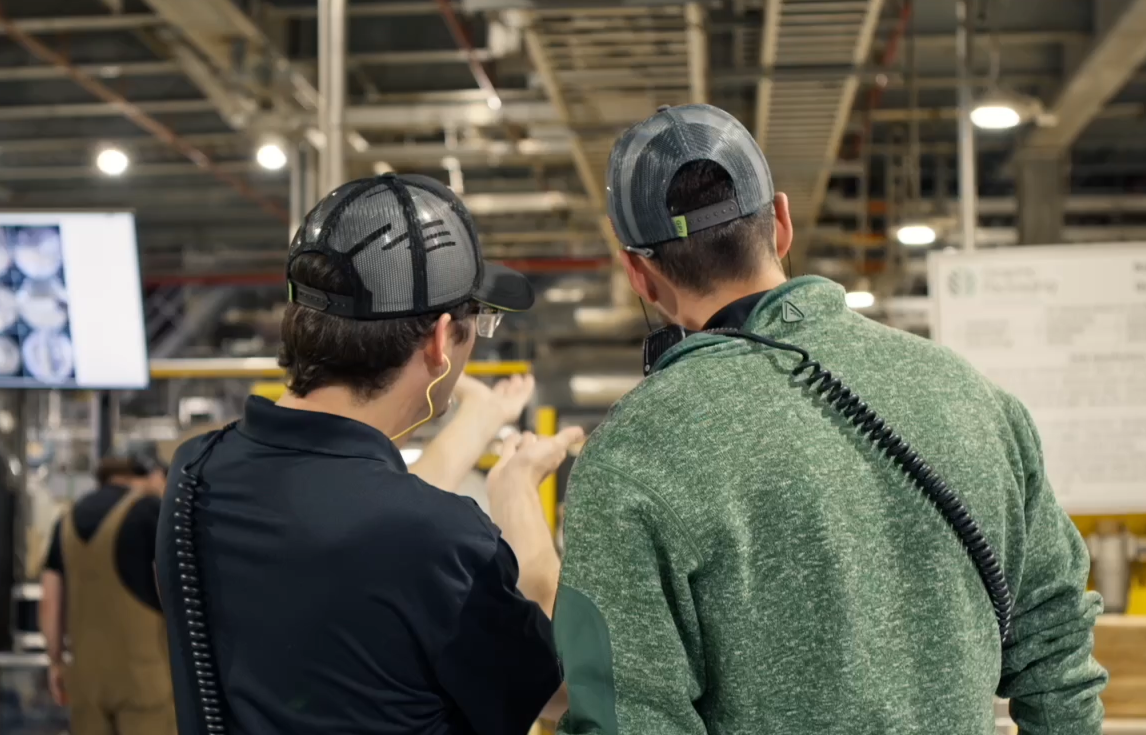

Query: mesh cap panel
[287,175,486,318]
[606,104,775,249]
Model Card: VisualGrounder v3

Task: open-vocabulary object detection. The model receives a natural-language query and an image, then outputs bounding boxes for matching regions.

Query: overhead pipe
[0,2,290,224]
[433,0,503,112]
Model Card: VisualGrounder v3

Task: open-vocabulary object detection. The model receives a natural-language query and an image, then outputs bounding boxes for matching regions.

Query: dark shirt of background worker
[39,451,175,735]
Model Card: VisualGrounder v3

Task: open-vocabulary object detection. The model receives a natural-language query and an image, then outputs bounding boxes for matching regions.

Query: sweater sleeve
[996,397,1107,735]
[554,459,706,735]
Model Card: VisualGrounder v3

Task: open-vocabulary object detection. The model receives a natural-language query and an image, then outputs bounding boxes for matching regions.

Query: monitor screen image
[0,212,148,390]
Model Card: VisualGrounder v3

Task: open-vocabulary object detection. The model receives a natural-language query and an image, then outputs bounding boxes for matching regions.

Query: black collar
[238,396,407,469]
[702,290,770,331]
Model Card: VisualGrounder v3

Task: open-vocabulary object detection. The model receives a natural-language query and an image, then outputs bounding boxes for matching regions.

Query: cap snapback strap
[670,199,742,238]
[287,280,358,317]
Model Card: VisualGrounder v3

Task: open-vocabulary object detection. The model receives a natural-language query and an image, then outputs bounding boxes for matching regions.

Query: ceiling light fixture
[845,290,876,310]
[95,147,129,176]
[970,103,1022,130]
[256,142,288,171]
[895,223,938,247]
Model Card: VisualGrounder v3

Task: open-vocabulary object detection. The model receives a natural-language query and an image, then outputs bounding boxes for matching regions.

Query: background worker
[547,104,1107,735]
[39,448,174,735]
[157,174,580,735]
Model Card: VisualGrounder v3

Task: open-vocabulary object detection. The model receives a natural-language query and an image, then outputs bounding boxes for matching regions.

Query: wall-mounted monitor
[0,211,148,390]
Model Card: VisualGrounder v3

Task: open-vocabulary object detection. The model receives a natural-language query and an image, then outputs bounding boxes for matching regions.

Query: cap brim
[474,262,534,312]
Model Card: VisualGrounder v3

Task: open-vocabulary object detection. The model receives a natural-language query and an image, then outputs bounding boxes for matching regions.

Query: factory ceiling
[1,0,1145,367]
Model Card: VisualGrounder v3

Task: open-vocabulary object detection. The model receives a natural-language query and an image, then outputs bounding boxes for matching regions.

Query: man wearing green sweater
[552,104,1106,735]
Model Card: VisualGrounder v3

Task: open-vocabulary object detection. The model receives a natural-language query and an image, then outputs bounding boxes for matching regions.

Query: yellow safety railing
[150,357,531,380]
[536,406,559,534]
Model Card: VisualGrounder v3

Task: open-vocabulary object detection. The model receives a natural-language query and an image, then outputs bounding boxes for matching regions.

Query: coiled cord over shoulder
[724,330,1014,645]
[171,423,237,735]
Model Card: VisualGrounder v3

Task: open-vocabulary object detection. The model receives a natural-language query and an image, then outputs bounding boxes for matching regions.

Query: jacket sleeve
[996,397,1107,734]
[554,459,706,735]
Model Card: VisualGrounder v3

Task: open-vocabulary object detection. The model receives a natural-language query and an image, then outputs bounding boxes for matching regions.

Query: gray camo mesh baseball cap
[287,174,534,319]
[606,103,775,250]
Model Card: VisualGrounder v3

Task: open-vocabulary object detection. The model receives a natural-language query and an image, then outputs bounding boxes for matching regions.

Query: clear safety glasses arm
[476,306,503,339]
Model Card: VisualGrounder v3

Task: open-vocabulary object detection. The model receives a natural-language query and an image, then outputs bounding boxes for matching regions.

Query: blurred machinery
[1086,519,1146,616]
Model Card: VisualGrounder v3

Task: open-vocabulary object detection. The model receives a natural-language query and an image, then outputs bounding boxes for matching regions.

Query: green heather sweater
[554,276,1106,735]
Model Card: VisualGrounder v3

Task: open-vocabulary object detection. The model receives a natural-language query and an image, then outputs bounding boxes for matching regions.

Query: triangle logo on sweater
[781,301,804,323]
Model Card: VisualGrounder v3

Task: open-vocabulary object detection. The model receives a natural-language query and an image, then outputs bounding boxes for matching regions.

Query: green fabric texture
[555,276,1107,735]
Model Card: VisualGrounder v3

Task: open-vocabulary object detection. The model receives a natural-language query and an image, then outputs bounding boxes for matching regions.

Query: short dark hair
[654,159,775,295]
[279,253,474,401]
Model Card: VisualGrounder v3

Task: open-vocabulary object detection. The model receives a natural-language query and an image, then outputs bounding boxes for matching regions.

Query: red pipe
[433,0,502,110]
[0,2,290,224]
[142,257,613,287]
[494,257,612,273]
[850,0,914,158]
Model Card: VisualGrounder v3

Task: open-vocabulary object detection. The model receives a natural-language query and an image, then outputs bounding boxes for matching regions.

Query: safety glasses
[476,305,503,338]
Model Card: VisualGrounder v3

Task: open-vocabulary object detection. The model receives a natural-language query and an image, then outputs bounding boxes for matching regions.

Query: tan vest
[61,490,173,708]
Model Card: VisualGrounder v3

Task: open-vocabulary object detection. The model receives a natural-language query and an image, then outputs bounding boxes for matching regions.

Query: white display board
[929,243,1146,514]
[0,211,148,389]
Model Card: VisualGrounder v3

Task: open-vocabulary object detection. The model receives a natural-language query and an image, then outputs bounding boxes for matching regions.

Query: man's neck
[675,268,788,331]
[276,380,426,447]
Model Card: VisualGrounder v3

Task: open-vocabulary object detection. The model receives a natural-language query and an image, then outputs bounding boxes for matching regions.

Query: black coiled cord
[171,424,236,735]
[725,331,1014,645]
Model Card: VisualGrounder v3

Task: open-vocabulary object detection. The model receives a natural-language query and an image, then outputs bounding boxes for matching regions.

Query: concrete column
[1016,153,1068,245]
[317,0,347,195]
[955,0,977,251]
[289,143,304,238]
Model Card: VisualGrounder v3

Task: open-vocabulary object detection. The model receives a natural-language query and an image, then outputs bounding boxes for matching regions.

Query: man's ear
[620,251,658,304]
[425,313,452,371]
[772,192,794,260]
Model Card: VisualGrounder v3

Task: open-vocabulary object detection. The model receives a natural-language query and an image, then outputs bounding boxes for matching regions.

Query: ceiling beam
[1017,0,1146,156]
[821,193,1146,217]
[0,161,262,180]
[347,99,557,129]
[861,101,1144,123]
[752,0,782,144]
[357,138,574,167]
[0,13,161,34]
[0,60,179,82]
[876,30,1084,50]
[267,1,455,18]
[0,132,243,154]
[0,99,217,121]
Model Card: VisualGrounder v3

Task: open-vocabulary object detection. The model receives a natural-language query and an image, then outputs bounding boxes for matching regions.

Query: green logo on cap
[671,216,689,238]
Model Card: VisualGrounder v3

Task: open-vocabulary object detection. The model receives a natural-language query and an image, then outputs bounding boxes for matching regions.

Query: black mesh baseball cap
[287,173,534,318]
[606,103,774,253]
